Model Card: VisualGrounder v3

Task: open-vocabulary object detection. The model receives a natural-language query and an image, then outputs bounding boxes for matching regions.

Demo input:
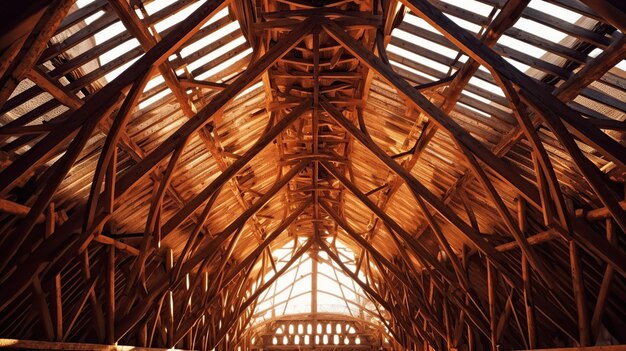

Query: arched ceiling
[0,0,625,350]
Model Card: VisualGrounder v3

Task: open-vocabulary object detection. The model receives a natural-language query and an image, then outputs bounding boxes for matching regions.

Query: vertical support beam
[522,255,537,348]
[532,154,553,227]
[166,248,175,347]
[81,249,105,342]
[487,259,497,351]
[45,201,64,341]
[591,218,616,341]
[311,248,318,315]
[105,137,118,216]
[138,323,148,347]
[311,28,320,319]
[52,274,63,341]
[32,275,55,341]
[518,197,537,349]
[496,289,514,343]
[570,242,590,346]
[442,292,451,347]
[106,245,115,344]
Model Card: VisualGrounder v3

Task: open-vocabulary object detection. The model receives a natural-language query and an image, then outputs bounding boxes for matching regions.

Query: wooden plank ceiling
[0,0,625,350]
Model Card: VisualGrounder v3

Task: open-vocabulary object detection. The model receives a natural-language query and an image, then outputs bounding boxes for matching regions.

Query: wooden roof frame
[0,0,625,350]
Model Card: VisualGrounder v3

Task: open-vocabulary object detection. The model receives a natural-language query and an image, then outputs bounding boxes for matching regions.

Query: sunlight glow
[251,240,379,326]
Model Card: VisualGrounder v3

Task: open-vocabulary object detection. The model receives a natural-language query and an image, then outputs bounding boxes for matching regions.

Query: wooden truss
[0,0,625,350]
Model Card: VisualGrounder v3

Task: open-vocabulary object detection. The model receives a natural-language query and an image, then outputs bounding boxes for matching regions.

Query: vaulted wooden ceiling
[0,0,625,350]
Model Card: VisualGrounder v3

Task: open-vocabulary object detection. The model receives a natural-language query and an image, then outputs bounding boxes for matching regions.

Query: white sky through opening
[73,0,626,114]
[251,238,383,326]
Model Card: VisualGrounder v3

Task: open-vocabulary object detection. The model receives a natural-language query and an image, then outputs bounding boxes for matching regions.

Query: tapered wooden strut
[0,19,313,315]
[365,0,530,258]
[321,160,492,338]
[318,240,436,348]
[0,0,230,195]
[320,99,518,284]
[320,18,541,209]
[172,200,311,345]
[398,0,626,234]
[320,200,448,341]
[320,17,561,290]
[208,240,313,349]
[114,161,308,341]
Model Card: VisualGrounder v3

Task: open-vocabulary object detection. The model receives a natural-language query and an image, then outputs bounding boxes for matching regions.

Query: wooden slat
[400,0,626,235]
[320,17,542,208]
[0,0,74,107]
[320,98,518,284]
[0,0,229,195]
[578,0,626,33]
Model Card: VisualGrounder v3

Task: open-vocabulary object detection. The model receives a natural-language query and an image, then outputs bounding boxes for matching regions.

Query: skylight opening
[393,29,459,60]
[186,36,247,72]
[99,38,140,67]
[153,1,207,33]
[180,22,241,59]
[142,0,179,17]
[144,75,166,93]
[477,64,491,74]
[89,18,143,83]
[204,8,230,28]
[387,45,450,75]
[251,240,374,326]
[462,89,494,106]
[498,35,547,59]
[402,12,480,37]
[83,10,105,26]
[457,54,469,64]
[195,48,253,81]
[390,60,444,83]
[403,13,437,34]
[588,48,603,58]
[514,18,568,44]
[95,21,127,43]
[528,0,582,24]
[105,56,141,82]
[503,57,531,73]
[76,0,95,7]
[468,76,505,98]
[443,14,481,34]
[458,101,492,119]
[76,0,234,89]
[237,82,264,100]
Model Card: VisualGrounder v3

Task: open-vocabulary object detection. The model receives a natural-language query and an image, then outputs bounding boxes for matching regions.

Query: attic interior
[0,0,625,350]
